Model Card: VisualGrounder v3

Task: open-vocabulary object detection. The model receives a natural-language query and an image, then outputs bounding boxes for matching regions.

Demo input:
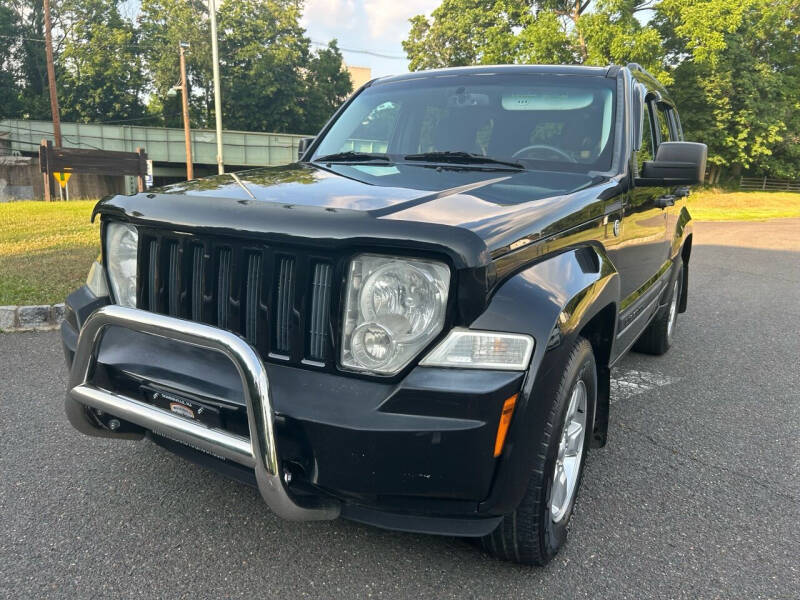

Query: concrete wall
[0,156,125,201]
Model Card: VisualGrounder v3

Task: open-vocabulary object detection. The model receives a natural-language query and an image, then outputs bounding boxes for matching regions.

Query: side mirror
[636,141,707,186]
[297,137,315,161]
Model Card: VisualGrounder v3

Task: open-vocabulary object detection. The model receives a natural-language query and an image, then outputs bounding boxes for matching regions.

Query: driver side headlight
[341,254,450,375]
[105,222,139,307]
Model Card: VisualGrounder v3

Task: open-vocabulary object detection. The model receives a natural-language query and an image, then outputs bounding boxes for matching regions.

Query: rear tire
[633,261,683,356]
[480,337,596,565]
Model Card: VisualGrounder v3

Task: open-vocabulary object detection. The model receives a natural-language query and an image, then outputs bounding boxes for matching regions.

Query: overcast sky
[302,0,436,77]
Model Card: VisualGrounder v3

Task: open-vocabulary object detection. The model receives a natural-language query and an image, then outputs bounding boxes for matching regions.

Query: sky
[302,0,437,77]
[119,0,434,78]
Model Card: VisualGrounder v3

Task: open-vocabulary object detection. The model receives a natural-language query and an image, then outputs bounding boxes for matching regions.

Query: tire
[633,261,683,356]
[480,337,596,566]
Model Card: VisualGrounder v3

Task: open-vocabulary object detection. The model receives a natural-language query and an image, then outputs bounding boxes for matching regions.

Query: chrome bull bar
[65,304,340,521]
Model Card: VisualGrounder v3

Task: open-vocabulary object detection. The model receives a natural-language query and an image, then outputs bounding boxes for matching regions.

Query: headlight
[341,254,450,375]
[85,259,109,298]
[420,329,534,370]
[105,222,138,307]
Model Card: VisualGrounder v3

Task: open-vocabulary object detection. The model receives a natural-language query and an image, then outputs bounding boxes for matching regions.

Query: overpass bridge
[1,119,309,187]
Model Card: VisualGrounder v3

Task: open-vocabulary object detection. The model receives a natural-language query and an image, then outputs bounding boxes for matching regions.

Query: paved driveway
[1,220,798,599]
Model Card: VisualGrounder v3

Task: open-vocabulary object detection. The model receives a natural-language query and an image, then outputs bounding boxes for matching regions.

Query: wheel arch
[578,302,616,448]
[473,245,620,515]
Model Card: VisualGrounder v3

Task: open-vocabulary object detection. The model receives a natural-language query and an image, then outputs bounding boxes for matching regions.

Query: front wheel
[481,337,596,565]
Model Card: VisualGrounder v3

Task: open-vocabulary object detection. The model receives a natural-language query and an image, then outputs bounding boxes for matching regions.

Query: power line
[0,33,408,61]
[309,40,406,60]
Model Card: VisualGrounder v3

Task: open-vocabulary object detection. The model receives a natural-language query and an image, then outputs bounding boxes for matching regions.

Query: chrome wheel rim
[550,379,587,523]
[667,279,679,342]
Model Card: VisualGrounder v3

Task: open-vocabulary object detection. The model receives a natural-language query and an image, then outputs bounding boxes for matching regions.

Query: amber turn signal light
[493,394,518,457]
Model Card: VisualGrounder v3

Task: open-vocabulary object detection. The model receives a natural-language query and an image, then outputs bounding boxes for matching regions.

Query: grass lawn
[687,189,800,221]
[0,200,99,306]
[0,189,798,306]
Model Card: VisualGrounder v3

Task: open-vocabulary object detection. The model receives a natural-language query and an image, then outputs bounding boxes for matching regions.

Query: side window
[669,108,684,141]
[655,103,673,145]
[637,102,656,175]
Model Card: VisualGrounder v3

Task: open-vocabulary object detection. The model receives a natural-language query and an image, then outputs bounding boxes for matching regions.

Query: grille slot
[217,248,232,329]
[309,263,332,361]
[191,246,204,321]
[274,257,295,354]
[147,240,159,311]
[139,232,334,367]
[245,254,261,345]
[167,242,180,316]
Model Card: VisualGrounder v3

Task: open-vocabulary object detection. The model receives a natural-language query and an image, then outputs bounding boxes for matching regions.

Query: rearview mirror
[297,137,315,161]
[636,141,707,186]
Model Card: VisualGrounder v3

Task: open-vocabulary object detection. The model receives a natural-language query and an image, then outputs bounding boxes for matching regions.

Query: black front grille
[137,230,338,368]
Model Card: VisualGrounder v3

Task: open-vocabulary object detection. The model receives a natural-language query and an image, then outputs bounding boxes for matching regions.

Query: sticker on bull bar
[143,386,223,429]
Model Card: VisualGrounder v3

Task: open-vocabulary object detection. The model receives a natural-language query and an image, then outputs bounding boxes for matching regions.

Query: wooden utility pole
[43,0,62,148]
[179,42,194,180]
[41,139,52,202]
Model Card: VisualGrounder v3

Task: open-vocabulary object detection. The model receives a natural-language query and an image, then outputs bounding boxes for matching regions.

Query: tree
[301,41,352,133]
[0,1,21,119]
[216,0,310,133]
[403,1,667,79]
[657,0,800,179]
[57,0,147,123]
[3,0,53,120]
[138,0,212,127]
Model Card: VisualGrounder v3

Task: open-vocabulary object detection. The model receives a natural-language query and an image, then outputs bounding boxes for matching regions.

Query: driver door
[606,94,670,345]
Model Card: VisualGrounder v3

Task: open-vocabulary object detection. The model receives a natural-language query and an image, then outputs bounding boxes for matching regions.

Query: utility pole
[42,0,60,200]
[179,42,194,180]
[208,0,224,174]
[43,0,62,149]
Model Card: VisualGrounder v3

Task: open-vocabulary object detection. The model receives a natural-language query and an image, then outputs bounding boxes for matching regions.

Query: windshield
[311,73,617,172]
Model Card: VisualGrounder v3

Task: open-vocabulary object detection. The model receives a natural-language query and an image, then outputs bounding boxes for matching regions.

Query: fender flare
[471,245,620,515]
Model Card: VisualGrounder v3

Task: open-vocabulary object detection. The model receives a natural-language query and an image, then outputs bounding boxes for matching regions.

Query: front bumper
[66,304,339,521]
[62,288,522,535]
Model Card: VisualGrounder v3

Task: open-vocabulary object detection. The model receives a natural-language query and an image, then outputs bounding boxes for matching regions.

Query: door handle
[655,194,676,209]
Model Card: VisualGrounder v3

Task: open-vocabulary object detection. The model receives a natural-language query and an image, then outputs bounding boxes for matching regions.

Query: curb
[0,303,65,333]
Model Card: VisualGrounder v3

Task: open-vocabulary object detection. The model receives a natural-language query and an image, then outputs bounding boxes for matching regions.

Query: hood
[96,163,620,259]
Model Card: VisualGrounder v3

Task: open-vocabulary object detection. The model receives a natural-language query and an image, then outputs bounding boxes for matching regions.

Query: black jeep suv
[62,64,705,565]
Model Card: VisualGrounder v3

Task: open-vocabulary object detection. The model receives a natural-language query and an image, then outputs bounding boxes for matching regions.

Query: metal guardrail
[739,176,800,191]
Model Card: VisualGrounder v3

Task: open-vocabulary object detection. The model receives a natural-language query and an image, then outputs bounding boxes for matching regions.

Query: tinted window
[655,103,673,144]
[638,102,656,174]
[313,74,617,172]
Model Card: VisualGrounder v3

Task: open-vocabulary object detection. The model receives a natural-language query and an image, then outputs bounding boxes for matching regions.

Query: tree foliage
[657,0,800,179]
[404,0,800,179]
[403,1,668,80]
[58,0,147,123]
[0,0,353,135]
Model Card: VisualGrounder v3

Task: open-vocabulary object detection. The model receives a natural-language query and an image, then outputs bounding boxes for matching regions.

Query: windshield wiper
[313,151,391,163]
[403,151,525,170]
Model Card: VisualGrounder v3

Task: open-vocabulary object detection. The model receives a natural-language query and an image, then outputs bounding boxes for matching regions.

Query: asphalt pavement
[1,219,798,599]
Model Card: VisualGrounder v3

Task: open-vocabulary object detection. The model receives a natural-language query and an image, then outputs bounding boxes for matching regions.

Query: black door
[606,97,670,305]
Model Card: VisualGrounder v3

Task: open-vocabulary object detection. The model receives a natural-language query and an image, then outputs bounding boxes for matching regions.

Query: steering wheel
[511,144,576,163]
